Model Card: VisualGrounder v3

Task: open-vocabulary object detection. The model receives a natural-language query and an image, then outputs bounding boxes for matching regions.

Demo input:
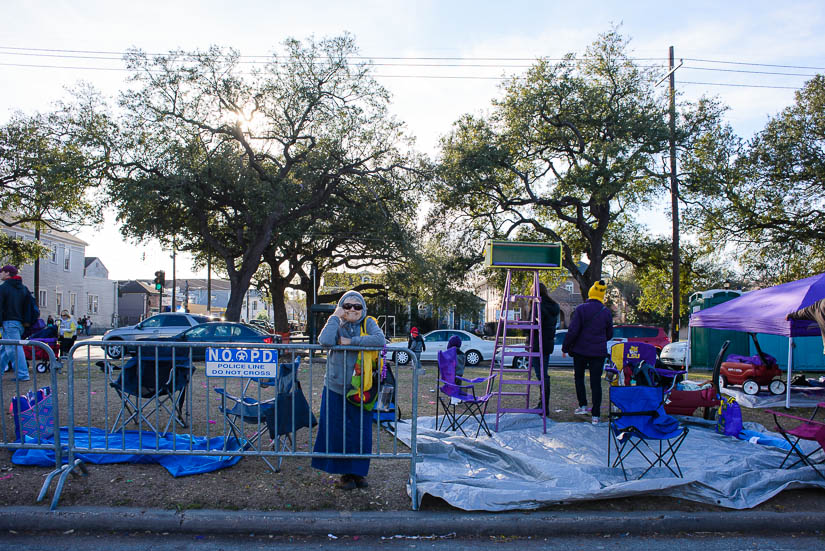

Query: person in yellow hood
[58,310,78,359]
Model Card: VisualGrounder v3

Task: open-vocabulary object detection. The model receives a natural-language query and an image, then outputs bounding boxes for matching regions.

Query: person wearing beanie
[447,334,466,378]
[407,326,426,374]
[313,290,385,490]
[562,279,613,425]
[0,264,33,381]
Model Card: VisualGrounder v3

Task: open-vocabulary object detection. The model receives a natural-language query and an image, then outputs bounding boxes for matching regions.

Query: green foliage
[0,232,49,266]
[0,96,108,260]
[107,35,419,320]
[431,29,674,298]
[681,76,825,284]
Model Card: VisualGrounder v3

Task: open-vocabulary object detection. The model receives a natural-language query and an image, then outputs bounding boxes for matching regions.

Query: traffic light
[153,270,165,291]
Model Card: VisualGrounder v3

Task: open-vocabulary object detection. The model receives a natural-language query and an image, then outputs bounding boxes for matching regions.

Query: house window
[88,294,99,314]
[565,282,574,293]
[39,289,47,307]
[63,247,71,271]
[252,300,258,312]
[56,292,63,314]
[50,243,58,263]
[70,292,77,315]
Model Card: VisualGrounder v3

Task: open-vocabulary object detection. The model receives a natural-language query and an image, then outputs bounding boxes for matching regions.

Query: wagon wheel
[769,378,786,395]
[742,378,760,395]
[35,361,50,374]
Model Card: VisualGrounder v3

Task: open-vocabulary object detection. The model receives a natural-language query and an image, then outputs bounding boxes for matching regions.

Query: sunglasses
[342,303,363,311]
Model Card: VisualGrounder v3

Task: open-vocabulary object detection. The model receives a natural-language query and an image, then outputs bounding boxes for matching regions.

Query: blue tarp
[12,427,243,477]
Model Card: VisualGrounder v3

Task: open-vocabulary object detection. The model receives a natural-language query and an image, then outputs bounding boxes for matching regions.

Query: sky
[3,1,825,280]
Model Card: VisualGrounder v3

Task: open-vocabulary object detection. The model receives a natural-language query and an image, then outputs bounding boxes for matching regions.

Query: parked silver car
[102,313,210,358]
[659,341,688,367]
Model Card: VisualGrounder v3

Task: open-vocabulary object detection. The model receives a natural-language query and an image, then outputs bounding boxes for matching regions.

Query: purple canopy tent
[688,273,825,407]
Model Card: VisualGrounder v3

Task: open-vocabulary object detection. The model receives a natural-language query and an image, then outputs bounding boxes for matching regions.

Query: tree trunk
[224,261,258,321]
[268,273,290,332]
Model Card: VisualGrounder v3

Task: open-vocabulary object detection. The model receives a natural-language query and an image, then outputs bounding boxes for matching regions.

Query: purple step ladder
[484,269,547,433]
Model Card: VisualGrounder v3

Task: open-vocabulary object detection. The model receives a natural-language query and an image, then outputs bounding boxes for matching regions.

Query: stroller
[20,322,61,374]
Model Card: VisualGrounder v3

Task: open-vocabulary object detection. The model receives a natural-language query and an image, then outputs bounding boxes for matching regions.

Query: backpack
[346,316,386,411]
[22,289,40,327]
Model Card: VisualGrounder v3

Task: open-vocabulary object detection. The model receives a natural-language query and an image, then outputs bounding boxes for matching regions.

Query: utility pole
[668,46,680,343]
[207,255,212,315]
[34,221,40,303]
[171,238,177,312]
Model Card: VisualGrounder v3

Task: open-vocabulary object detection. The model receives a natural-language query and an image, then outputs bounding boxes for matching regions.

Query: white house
[0,224,118,331]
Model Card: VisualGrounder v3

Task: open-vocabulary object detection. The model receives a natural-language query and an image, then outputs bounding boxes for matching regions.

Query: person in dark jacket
[531,282,560,415]
[407,327,426,373]
[787,298,825,353]
[562,280,613,425]
[0,265,32,381]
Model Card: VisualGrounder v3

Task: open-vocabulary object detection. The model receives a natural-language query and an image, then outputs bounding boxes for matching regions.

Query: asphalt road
[2,531,824,551]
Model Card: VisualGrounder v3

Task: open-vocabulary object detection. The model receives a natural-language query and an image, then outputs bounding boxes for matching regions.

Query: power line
[684,57,825,71]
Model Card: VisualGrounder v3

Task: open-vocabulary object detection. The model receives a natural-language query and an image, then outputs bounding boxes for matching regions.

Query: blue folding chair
[607,385,689,480]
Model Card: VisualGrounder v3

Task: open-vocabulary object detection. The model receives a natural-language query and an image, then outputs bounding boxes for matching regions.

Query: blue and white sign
[205,348,279,378]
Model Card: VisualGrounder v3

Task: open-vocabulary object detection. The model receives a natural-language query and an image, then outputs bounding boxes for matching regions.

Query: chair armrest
[456,374,496,384]
[766,409,825,427]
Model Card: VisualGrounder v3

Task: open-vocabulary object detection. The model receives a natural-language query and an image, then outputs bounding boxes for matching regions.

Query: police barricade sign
[205,347,279,378]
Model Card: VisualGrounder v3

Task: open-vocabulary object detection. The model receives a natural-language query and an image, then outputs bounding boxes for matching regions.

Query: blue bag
[716,395,743,437]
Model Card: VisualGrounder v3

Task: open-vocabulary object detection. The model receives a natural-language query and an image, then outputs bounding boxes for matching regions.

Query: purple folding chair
[766,402,825,481]
[435,347,496,438]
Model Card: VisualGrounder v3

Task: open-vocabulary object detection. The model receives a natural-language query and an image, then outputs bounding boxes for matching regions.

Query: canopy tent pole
[786,336,794,409]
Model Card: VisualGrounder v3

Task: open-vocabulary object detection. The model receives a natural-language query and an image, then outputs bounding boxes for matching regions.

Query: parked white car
[386,329,574,369]
[659,341,688,367]
[102,312,210,359]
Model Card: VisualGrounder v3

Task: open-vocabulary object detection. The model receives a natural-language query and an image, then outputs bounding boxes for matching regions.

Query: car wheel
[394,350,410,366]
[742,379,760,395]
[36,362,49,374]
[465,350,482,366]
[105,339,123,359]
[513,356,530,370]
[769,378,786,395]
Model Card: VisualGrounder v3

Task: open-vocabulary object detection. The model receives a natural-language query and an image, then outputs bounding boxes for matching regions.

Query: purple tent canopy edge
[688,273,825,338]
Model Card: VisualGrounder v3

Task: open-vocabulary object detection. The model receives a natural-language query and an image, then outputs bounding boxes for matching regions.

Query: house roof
[119,280,157,294]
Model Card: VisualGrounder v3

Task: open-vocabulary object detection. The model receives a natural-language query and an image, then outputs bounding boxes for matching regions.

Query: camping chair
[607,385,689,480]
[213,356,316,472]
[110,351,194,434]
[766,402,825,481]
[435,347,496,438]
[605,341,685,394]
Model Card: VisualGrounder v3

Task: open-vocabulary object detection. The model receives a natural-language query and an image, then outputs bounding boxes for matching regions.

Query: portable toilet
[688,289,750,370]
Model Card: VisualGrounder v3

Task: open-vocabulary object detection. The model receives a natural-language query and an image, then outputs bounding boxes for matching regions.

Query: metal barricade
[0,338,66,506]
[43,340,419,510]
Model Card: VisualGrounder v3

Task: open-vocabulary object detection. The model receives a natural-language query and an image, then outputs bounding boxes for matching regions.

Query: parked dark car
[141,322,280,361]
[248,319,275,334]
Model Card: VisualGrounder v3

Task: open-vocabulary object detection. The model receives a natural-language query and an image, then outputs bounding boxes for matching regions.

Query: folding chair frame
[214,388,293,473]
[767,403,825,481]
[607,387,689,481]
[436,376,494,438]
[110,359,192,434]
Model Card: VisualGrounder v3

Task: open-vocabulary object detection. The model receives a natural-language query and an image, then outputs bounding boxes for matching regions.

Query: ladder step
[499,407,544,414]
[500,351,539,357]
[496,391,530,397]
[505,323,539,329]
[509,294,538,300]
[501,379,541,385]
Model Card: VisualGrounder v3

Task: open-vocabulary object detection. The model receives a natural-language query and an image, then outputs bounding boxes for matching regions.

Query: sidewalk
[1,506,824,536]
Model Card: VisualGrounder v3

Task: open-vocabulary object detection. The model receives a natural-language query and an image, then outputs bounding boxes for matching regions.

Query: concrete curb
[1,507,824,536]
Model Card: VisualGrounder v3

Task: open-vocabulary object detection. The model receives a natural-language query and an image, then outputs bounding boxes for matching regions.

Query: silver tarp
[721,386,825,408]
[396,414,825,511]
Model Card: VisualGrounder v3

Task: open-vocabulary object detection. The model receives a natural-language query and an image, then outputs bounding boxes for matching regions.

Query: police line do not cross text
[205,348,279,378]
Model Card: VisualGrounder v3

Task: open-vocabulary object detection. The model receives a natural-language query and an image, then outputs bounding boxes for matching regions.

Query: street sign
[205,347,279,378]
